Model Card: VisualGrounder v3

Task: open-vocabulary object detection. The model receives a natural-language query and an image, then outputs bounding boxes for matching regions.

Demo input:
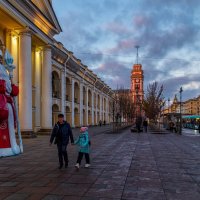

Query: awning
[182,115,200,119]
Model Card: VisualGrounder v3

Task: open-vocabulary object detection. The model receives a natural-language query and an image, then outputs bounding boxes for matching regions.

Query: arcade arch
[52,104,59,125]
[52,71,60,98]
[66,77,71,101]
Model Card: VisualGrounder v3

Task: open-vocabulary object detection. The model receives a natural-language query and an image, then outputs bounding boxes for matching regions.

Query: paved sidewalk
[181,128,200,136]
[0,128,200,200]
[72,125,113,137]
[152,126,200,137]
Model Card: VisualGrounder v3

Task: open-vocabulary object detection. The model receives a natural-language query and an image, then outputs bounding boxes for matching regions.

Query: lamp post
[135,85,139,120]
[179,87,183,134]
[112,99,115,132]
[160,100,165,129]
[168,98,170,114]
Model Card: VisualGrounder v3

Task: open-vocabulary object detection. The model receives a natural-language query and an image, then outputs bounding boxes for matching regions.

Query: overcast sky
[53,0,200,102]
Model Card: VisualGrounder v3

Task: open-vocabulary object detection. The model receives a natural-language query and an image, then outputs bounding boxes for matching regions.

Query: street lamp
[112,99,115,132]
[135,85,139,119]
[179,87,183,134]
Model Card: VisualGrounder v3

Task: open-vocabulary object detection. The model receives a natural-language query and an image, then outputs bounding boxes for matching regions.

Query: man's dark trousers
[57,144,68,166]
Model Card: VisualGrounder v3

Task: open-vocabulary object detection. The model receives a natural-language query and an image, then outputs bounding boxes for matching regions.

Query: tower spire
[135,45,140,64]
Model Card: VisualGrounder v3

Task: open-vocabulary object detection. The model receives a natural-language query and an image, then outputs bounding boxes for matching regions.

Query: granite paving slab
[0,127,200,199]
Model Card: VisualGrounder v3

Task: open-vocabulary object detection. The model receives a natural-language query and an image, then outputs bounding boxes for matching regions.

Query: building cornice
[8,0,61,36]
[0,1,55,44]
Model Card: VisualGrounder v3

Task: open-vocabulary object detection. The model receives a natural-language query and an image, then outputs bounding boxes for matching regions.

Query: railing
[52,91,60,98]
[112,122,133,133]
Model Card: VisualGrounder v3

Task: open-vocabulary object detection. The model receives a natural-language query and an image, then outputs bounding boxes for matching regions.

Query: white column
[41,45,52,129]
[100,94,102,120]
[18,29,32,133]
[79,83,83,126]
[35,49,41,130]
[96,92,98,124]
[6,30,12,52]
[71,78,75,127]
[102,96,105,121]
[61,68,66,114]
[106,98,109,123]
[92,91,94,125]
[86,87,89,125]
[12,35,19,85]
[6,30,19,84]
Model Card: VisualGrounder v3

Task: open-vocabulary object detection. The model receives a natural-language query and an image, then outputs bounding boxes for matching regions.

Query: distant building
[130,64,144,118]
[183,98,198,115]
[130,64,144,103]
[164,95,200,116]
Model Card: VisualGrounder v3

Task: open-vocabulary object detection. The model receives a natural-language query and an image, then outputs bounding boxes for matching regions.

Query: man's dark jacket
[50,121,74,145]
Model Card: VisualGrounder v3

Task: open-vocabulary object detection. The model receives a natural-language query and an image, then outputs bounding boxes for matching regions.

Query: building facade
[182,98,199,115]
[130,63,144,118]
[130,64,144,103]
[163,95,200,116]
[0,0,114,135]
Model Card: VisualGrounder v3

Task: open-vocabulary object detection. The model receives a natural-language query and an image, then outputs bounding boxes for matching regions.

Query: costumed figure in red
[0,49,22,157]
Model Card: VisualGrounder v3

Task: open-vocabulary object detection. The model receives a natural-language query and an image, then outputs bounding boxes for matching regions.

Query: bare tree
[143,82,165,123]
[114,87,135,123]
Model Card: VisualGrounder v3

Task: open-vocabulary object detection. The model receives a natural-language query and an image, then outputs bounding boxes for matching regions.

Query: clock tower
[131,63,144,103]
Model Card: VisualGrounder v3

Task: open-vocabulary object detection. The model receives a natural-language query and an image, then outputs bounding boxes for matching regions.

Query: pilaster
[100,94,102,120]
[61,68,66,114]
[79,82,83,126]
[86,87,89,125]
[71,78,75,127]
[34,49,41,132]
[92,90,94,125]
[41,45,52,130]
[96,92,98,124]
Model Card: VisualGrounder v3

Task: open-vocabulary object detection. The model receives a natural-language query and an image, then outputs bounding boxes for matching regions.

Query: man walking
[50,114,74,169]
[136,116,142,133]
[143,119,148,132]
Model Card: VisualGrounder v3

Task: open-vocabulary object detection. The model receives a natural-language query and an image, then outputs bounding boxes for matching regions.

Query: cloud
[162,75,200,100]
[183,81,200,90]
[104,22,130,35]
[92,59,131,89]
[53,0,200,101]
[133,15,149,27]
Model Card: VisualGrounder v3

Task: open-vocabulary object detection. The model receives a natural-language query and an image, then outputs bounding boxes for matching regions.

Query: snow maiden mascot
[0,49,23,157]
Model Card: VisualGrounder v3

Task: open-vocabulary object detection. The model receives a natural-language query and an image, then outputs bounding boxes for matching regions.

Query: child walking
[74,127,90,169]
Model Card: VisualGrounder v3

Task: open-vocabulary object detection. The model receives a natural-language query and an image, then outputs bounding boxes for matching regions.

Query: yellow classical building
[183,98,199,115]
[0,0,114,135]
[164,95,200,116]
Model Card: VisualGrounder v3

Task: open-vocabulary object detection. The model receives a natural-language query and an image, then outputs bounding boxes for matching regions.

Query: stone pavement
[0,128,200,200]
[72,125,113,136]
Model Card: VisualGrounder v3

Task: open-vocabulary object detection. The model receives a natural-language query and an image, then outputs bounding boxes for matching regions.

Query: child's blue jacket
[74,131,90,153]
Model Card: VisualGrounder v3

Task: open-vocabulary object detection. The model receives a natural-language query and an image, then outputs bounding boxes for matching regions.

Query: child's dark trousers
[77,152,90,164]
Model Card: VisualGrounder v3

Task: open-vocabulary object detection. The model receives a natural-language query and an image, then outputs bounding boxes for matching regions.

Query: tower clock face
[136,79,139,83]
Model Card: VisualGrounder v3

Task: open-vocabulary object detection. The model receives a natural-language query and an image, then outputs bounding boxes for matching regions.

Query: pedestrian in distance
[136,116,142,133]
[169,121,174,132]
[74,127,90,169]
[50,114,74,169]
[143,119,148,132]
[198,120,200,134]
[99,120,102,126]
